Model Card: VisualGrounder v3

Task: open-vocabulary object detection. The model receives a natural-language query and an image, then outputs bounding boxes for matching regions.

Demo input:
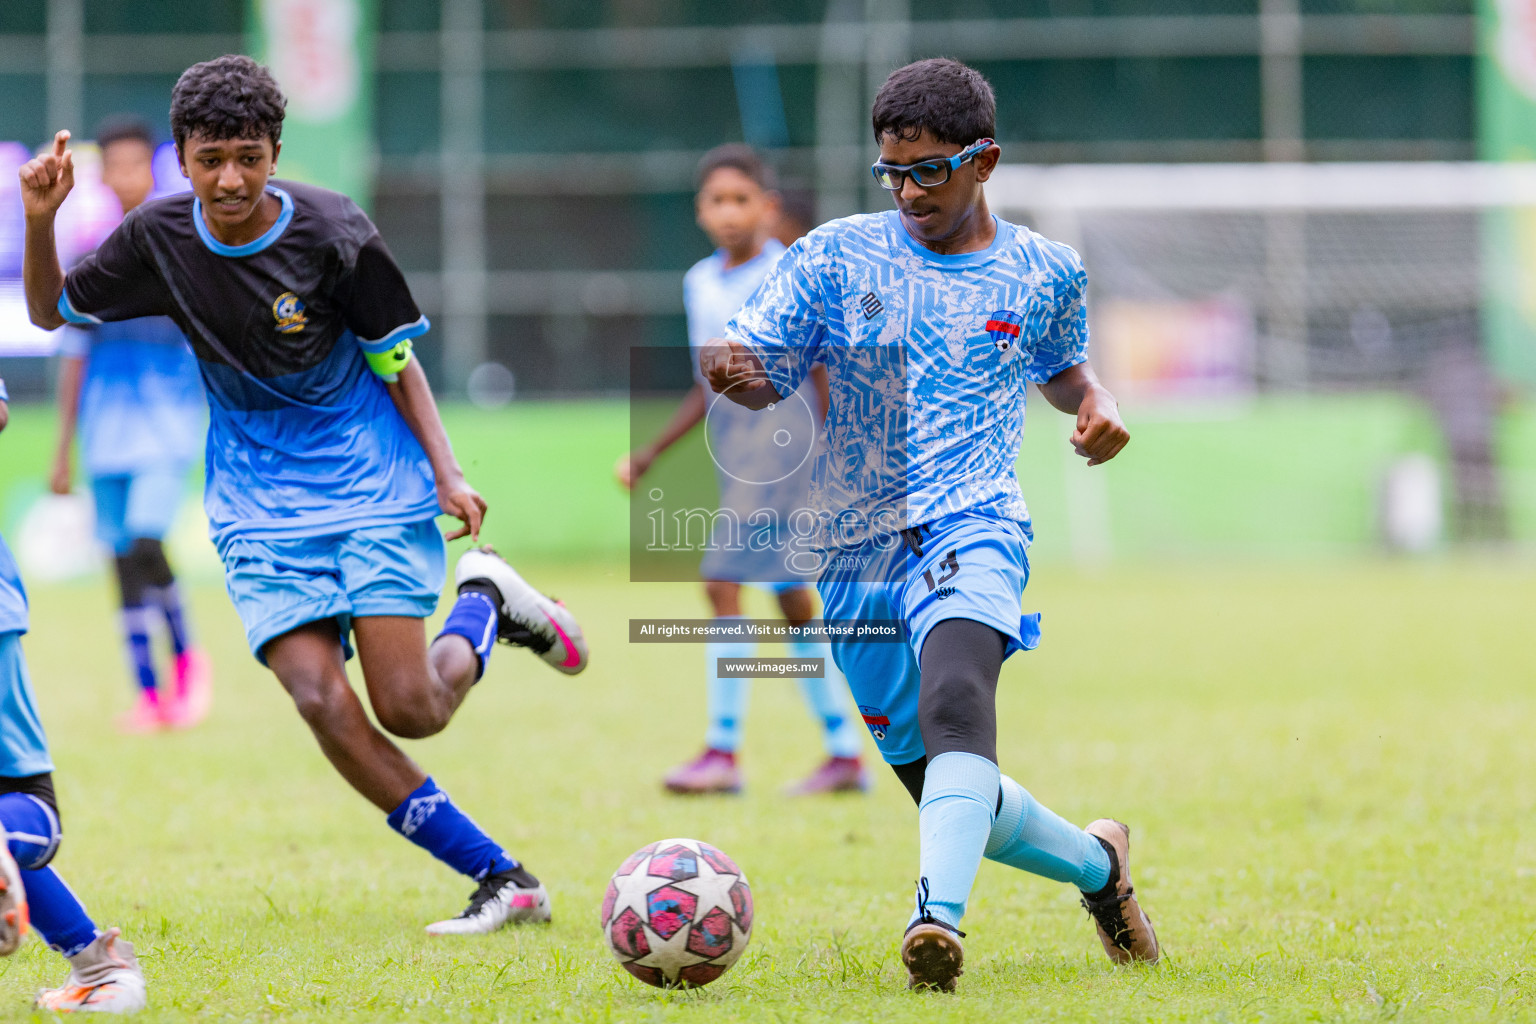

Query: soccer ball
[600,837,753,988]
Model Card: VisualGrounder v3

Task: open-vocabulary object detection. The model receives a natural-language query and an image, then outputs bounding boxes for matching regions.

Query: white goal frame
[986,162,1536,563]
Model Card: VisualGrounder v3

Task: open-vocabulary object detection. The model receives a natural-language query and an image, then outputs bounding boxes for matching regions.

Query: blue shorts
[0,634,53,778]
[221,520,446,664]
[699,522,817,593]
[92,465,192,554]
[817,512,1041,765]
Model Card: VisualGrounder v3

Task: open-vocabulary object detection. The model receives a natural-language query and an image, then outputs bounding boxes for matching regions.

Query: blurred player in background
[20,55,589,936]
[703,59,1158,991]
[0,378,147,1013]
[49,117,211,734]
[771,188,816,249]
[617,145,867,796]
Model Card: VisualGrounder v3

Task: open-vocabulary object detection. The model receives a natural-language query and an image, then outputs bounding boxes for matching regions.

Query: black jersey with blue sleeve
[58,181,439,551]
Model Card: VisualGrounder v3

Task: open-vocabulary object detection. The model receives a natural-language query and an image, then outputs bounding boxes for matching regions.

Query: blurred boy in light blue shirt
[616,145,867,797]
[49,118,210,734]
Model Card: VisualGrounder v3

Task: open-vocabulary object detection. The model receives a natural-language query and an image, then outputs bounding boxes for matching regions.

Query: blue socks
[985,774,1111,892]
[0,792,97,957]
[120,606,158,698]
[23,867,97,957]
[705,620,753,751]
[437,591,499,680]
[786,636,863,758]
[146,582,191,657]
[912,752,999,930]
[386,777,519,881]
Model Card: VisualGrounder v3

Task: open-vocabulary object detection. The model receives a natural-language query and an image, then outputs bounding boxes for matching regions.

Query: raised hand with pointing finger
[18,131,76,219]
[18,130,76,330]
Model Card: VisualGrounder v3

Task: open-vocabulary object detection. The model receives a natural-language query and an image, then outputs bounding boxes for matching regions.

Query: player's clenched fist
[698,337,780,409]
[18,131,75,219]
[1069,387,1130,467]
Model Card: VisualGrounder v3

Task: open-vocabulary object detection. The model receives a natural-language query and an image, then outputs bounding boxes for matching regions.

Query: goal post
[987,161,1536,396]
[986,161,1536,556]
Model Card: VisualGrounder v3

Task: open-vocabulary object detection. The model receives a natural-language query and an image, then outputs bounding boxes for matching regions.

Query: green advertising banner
[1480,0,1536,384]
[247,0,376,208]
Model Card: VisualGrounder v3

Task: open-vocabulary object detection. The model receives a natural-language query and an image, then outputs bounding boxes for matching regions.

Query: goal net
[987,162,1536,401]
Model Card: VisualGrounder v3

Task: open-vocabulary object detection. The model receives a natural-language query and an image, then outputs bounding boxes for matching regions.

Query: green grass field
[0,557,1533,1022]
[0,396,1533,1020]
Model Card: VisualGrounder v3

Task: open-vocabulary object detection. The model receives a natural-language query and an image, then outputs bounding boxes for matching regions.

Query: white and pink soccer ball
[601,838,753,989]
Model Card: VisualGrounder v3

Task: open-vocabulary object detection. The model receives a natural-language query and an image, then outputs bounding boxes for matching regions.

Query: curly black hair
[871,58,996,146]
[169,55,286,150]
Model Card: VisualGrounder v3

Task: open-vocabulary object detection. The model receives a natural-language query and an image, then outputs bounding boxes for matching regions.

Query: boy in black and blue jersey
[19,55,588,936]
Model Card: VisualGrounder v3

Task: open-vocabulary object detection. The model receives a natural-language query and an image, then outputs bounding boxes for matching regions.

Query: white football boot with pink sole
[454,548,588,675]
[426,872,552,935]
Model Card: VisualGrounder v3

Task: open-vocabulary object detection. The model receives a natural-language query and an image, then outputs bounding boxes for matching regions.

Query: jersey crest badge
[858,705,889,741]
[985,309,1023,352]
[272,292,308,334]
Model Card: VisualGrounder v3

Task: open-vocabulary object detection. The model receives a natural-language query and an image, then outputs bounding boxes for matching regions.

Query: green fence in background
[2,394,1523,569]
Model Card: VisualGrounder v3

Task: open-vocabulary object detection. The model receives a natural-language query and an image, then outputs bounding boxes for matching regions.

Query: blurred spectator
[1419,332,1508,542]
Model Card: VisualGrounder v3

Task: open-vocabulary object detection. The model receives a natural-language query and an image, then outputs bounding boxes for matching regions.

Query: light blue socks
[912,762,1113,932]
[786,636,863,758]
[704,618,754,751]
[912,751,999,929]
[985,774,1111,892]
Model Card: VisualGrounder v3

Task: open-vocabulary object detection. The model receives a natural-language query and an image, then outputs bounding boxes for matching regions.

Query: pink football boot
[115,692,164,735]
[663,748,742,795]
[165,647,213,729]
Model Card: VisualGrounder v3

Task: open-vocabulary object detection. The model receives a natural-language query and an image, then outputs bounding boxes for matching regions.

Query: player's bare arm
[384,359,486,542]
[18,131,75,330]
[616,383,707,490]
[1038,361,1130,467]
[699,337,780,410]
[0,396,8,435]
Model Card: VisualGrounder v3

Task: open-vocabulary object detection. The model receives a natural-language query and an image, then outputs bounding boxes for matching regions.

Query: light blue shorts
[91,464,193,554]
[817,511,1041,765]
[699,522,817,593]
[221,520,446,664]
[0,634,53,778]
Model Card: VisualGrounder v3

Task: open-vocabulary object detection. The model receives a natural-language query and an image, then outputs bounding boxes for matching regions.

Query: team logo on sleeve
[985,310,1023,352]
[272,292,309,334]
[858,705,889,741]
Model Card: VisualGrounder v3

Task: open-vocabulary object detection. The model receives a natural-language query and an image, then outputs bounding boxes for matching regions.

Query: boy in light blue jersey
[618,145,867,797]
[0,377,149,1013]
[51,118,211,734]
[704,59,1159,991]
[20,56,589,936]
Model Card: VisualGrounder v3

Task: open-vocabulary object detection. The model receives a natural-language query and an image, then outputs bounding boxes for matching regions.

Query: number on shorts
[921,550,960,592]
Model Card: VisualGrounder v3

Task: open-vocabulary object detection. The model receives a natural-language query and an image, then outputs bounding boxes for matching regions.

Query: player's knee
[703,580,741,616]
[360,660,451,739]
[373,699,448,740]
[286,672,353,734]
[918,667,991,752]
[0,791,61,871]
